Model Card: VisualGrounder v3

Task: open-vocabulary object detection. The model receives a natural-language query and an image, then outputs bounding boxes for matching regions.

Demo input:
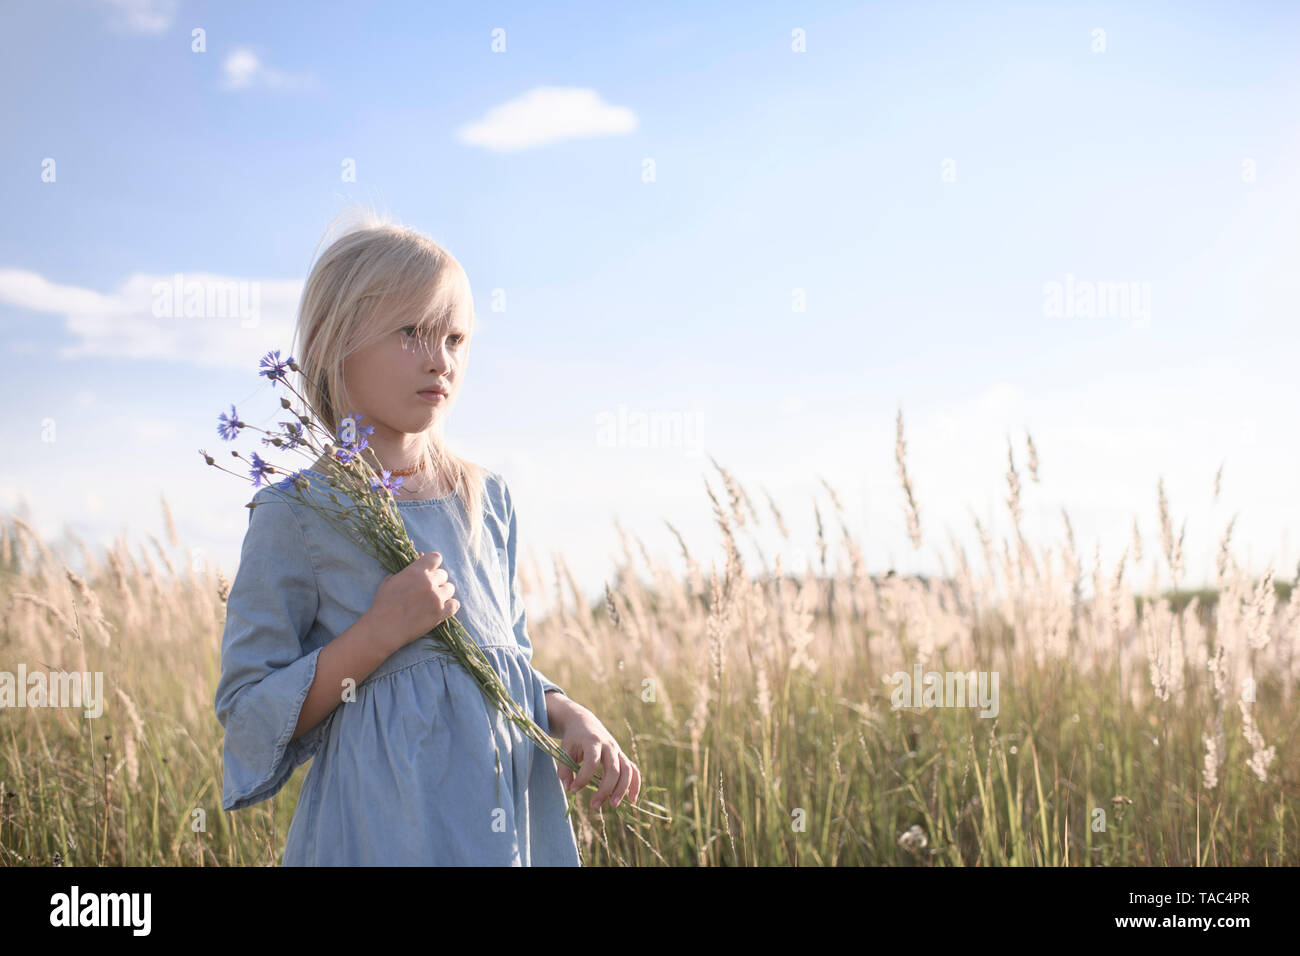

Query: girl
[214,215,640,865]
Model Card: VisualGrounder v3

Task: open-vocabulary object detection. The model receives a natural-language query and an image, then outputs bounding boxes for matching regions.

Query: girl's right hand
[364,551,460,655]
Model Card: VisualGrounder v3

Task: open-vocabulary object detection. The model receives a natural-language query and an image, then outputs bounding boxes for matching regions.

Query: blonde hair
[292,206,489,554]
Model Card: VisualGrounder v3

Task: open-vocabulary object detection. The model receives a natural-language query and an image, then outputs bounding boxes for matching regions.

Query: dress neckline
[299,468,455,506]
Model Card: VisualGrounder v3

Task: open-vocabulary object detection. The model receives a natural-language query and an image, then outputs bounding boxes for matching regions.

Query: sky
[2,0,1298,616]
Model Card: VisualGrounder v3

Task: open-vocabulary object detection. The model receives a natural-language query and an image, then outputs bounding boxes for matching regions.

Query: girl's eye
[400,327,463,348]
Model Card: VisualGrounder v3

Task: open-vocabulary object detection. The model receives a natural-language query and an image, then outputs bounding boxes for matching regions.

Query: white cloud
[221,48,260,89]
[98,0,176,35]
[220,47,316,92]
[456,86,637,152]
[0,267,303,371]
[0,268,117,314]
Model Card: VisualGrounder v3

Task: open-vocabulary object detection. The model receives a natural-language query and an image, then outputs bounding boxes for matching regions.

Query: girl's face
[341,303,469,439]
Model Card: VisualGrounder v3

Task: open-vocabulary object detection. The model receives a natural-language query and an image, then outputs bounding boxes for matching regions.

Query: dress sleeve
[214,488,328,812]
[501,478,566,699]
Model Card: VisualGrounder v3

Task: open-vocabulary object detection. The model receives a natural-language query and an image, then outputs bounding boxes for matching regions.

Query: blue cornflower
[369,470,405,494]
[217,404,244,441]
[248,452,274,487]
[262,420,306,450]
[259,350,295,385]
[282,421,306,449]
[335,413,375,463]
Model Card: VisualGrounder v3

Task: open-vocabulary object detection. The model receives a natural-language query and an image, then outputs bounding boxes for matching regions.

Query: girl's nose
[427,350,449,373]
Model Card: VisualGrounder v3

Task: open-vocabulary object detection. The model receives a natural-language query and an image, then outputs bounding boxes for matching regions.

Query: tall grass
[1,425,1295,865]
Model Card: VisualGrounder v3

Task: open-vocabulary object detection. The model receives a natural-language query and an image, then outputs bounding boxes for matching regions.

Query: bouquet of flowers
[202,349,669,826]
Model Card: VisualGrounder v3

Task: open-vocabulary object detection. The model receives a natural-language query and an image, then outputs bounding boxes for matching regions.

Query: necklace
[389,461,445,498]
[387,461,427,477]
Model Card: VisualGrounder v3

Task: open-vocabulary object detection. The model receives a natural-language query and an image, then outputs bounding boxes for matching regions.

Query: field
[1,421,1295,865]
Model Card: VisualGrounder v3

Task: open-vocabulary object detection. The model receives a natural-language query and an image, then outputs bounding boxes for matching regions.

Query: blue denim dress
[214,467,581,866]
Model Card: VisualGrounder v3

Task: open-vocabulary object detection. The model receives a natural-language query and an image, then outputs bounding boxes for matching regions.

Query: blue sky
[3,0,1299,610]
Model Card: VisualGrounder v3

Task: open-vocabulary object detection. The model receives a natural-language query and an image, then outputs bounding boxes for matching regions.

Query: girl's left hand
[549,697,641,811]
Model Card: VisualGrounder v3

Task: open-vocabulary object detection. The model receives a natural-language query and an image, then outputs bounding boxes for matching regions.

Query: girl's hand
[363,551,459,656]
[550,697,641,811]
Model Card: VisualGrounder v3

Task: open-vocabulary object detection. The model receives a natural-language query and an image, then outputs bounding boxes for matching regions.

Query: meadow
[1,418,1295,865]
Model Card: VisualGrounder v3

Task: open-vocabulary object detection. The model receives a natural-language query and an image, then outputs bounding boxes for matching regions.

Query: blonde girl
[214,212,640,865]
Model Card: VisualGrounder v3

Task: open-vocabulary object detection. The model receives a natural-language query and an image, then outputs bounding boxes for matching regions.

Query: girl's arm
[542,689,642,809]
[216,497,452,811]
[543,688,579,737]
[293,551,462,740]
[215,494,330,812]
[290,610,395,741]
